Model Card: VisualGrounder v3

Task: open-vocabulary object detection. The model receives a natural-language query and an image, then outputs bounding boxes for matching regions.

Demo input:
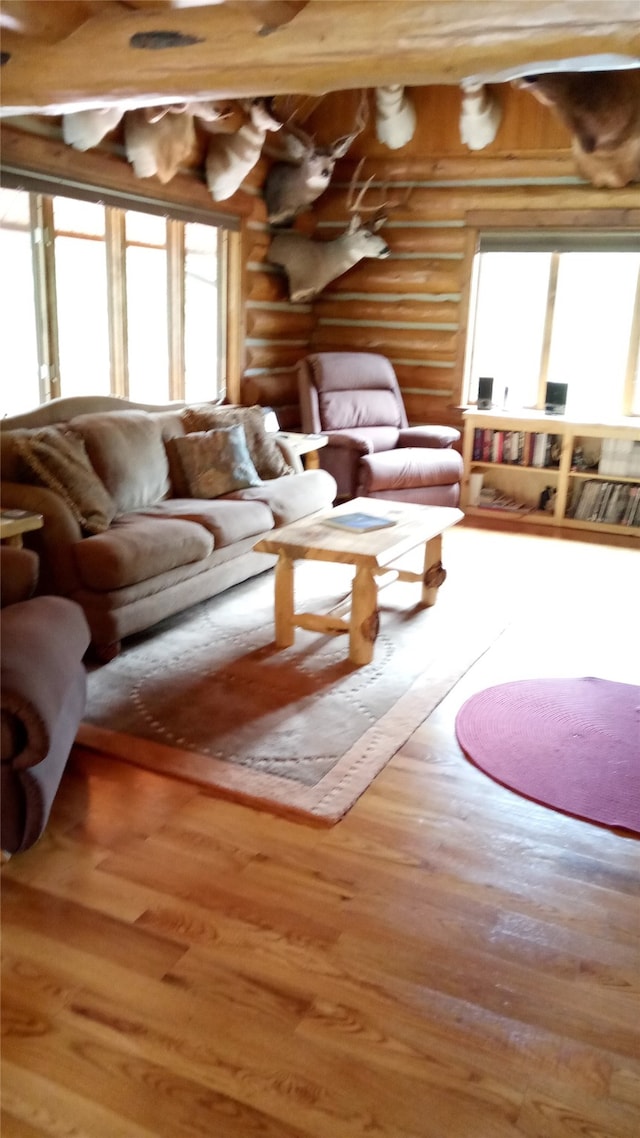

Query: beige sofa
[1,396,337,659]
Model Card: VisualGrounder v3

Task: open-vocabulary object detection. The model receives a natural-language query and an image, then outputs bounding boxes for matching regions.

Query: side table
[276,432,328,469]
[0,509,44,547]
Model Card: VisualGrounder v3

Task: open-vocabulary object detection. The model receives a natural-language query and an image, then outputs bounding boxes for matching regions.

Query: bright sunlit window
[464,233,640,420]
[0,187,231,418]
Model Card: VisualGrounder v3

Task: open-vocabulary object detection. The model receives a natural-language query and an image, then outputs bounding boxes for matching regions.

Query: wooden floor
[2,525,639,1138]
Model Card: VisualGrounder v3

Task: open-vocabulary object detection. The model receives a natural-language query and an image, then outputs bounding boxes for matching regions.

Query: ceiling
[1,0,639,116]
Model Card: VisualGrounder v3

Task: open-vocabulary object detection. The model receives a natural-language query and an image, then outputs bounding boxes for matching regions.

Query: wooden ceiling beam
[1,1,639,116]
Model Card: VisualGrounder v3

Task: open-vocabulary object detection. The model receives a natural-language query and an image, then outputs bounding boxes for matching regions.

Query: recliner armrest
[0,547,39,608]
[1,596,90,770]
[324,432,373,455]
[397,426,460,449]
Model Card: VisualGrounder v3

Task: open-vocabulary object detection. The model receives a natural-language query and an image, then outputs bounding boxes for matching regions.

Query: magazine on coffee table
[322,512,397,533]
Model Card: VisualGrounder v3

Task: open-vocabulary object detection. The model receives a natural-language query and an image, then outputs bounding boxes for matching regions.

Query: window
[464,232,640,420]
[0,187,232,418]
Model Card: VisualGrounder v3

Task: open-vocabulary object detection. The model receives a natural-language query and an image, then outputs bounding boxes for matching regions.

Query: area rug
[455,676,640,833]
[78,558,505,824]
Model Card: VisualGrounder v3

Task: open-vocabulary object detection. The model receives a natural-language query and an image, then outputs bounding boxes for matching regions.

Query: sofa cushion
[15,427,116,535]
[228,468,337,526]
[73,515,213,591]
[139,497,273,547]
[181,405,293,480]
[170,425,262,499]
[70,411,170,513]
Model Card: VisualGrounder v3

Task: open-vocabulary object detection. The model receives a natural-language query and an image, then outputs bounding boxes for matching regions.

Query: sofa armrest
[397,426,460,449]
[274,436,304,474]
[1,481,84,593]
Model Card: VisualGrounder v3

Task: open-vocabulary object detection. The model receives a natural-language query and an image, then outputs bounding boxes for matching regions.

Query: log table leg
[421,534,447,606]
[274,553,295,647]
[349,566,379,665]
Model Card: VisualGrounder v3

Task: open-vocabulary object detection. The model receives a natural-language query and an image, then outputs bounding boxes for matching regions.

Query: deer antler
[275,94,324,156]
[346,158,410,216]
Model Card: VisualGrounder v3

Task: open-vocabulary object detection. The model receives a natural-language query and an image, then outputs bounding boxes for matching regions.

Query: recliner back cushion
[308,352,406,431]
[70,411,169,513]
[319,389,403,431]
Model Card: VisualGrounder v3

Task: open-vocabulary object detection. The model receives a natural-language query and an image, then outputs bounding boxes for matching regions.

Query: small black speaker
[477,377,493,410]
[545,382,568,415]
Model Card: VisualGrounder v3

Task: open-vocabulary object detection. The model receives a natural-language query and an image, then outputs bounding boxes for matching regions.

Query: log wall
[244,84,640,433]
[2,81,638,431]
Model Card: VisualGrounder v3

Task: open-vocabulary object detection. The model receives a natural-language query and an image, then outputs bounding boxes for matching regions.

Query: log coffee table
[254,497,463,665]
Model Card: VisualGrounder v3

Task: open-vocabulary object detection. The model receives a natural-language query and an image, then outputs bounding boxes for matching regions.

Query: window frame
[0,171,241,410]
[462,214,640,420]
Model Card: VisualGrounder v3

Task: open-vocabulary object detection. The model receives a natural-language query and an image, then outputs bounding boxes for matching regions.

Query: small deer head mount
[62,106,125,151]
[265,92,369,225]
[206,96,282,201]
[459,81,502,150]
[375,86,417,150]
[124,101,225,184]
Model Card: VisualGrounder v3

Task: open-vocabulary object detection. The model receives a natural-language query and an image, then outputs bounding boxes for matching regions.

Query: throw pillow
[172,425,262,499]
[180,405,294,480]
[16,427,117,535]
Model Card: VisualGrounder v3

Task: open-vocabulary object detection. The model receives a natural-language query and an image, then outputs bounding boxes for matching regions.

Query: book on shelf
[322,512,397,533]
[598,438,640,478]
[621,485,640,526]
[569,479,640,526]
[476,487,535,514]
[472,428,561,468]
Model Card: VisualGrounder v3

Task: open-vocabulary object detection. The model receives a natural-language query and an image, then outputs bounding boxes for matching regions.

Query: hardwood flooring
[2,525,639,1138]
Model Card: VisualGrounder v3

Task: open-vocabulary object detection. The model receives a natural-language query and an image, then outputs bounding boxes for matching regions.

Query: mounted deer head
[267,163,401,302]
[459,81,502,150]
[375,86,417,150]
[265,92,368,225]
[206,97,282,201]
[516,69,640,187]
[124,101,224,184]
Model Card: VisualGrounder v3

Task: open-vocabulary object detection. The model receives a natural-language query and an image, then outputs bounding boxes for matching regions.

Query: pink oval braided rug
[455,676,640,832]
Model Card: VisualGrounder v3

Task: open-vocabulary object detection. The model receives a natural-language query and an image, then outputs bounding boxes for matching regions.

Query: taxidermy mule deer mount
[375,86,417,150]
[206,97,282,201]
[517,69,640,187]
[268,162,403,303]
[124,101,225,184]
[265,92,368,225]
[459,81,502,150]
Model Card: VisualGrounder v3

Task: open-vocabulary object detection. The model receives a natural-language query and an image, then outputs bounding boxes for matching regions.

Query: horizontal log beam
[2,2,639,114]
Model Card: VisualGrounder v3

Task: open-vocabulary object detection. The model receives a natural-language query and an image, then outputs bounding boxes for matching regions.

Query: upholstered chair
[297,352,463,504]
[1,546,90,854]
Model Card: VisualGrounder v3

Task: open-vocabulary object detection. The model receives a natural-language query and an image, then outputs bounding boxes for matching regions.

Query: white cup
[468,472,484,506]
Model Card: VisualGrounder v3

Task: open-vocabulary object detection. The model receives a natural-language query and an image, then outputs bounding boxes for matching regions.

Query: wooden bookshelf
[462,410,640,538]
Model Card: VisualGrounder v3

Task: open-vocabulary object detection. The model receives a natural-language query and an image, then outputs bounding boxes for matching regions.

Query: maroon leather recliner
[297,352,463,504]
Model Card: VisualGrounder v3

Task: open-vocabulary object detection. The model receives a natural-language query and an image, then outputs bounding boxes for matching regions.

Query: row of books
[472,428,560,468]
[568,480,640,527]
[598,438,640,478]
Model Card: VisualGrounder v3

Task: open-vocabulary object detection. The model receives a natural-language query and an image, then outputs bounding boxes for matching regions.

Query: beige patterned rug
[79,540,506,824]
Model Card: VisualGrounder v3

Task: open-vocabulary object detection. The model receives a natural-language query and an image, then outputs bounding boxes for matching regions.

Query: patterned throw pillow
[180,405,293,480]
[171,425,262,499]
[16,427,116,535]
